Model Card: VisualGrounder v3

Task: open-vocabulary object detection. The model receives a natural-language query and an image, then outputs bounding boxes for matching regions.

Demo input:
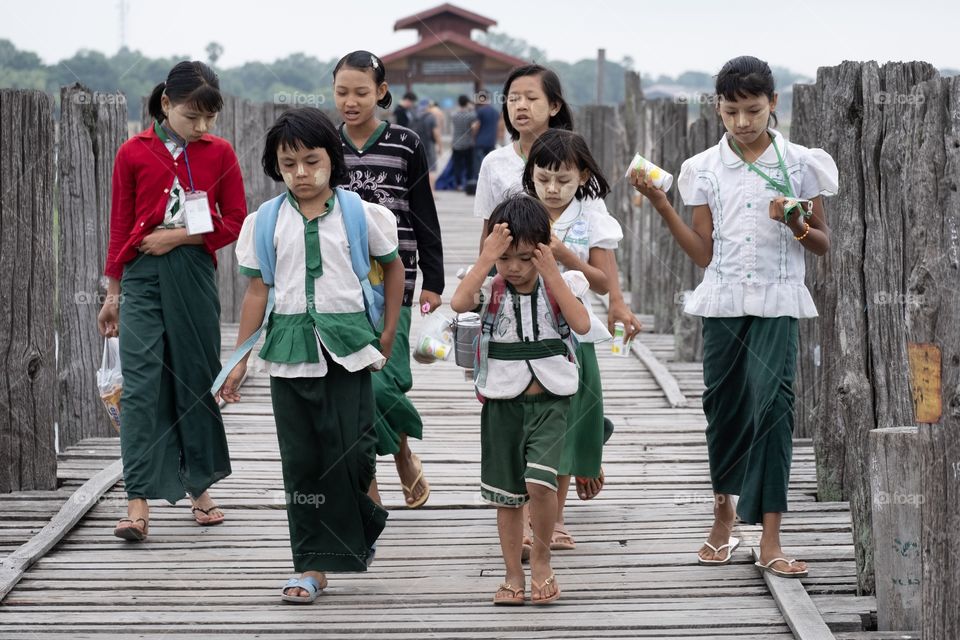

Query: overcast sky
[3,0,957,78]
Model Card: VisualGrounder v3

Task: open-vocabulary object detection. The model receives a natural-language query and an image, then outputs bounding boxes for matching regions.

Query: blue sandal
[280,575,324,604]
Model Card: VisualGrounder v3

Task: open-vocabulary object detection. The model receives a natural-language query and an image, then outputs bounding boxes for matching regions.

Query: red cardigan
[104,126,247,279]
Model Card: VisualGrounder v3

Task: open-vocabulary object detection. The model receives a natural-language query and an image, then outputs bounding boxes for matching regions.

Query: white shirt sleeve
[677,155,710,206]
[799,148,840,199]
[560,270,590,299]
[588,211,623,249]
[474,156,497,219]
[364,202,399,260]
[235,212,260,274]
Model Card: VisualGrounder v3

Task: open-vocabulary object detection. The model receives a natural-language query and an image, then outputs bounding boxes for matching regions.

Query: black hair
[403,91,417,102]
[261,107,349,186]
[148,60,223,122]
[715,56,778,126]
[333,50,393,109]
[457,94,470,107]
[522,129,610,200]
[501,64,574,141]
[486,193,551,249]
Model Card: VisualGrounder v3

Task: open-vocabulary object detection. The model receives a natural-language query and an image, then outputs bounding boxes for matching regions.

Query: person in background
[472,89,502,182]
[450,94,478,190]
[394,91,416,128]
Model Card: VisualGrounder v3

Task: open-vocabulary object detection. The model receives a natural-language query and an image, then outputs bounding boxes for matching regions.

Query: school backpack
[210,187,383,395]
[472,274,579,402]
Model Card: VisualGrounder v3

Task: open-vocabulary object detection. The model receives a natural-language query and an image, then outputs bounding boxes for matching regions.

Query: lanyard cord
[159,122,197,192]
[729,134,811,223]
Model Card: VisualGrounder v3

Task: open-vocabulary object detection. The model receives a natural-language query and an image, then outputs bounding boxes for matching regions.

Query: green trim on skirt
[372,306,423,455]
[271,365,388,573]
[701,316,798,526]
[118,246,231,503]
[559,342,605,477]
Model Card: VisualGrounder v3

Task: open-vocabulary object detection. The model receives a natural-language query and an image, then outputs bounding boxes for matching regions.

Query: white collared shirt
[553,199,622,342]
[677,129,838,318]
[236,196,399,377]
[475,271,588,399]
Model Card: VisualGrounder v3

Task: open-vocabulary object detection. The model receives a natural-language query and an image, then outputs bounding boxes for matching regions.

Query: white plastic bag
[97,337,123,432]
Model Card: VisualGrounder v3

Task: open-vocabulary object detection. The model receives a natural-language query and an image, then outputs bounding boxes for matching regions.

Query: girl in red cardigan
[97,61,246,541]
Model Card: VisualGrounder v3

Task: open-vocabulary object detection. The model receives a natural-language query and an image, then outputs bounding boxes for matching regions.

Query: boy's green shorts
[480,393,569,508]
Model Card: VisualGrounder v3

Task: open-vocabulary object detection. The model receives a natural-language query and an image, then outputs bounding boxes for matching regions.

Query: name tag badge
[184,191,214,235]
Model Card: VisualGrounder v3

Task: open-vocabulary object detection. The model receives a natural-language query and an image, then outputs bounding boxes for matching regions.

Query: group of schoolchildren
[98,51,838,606]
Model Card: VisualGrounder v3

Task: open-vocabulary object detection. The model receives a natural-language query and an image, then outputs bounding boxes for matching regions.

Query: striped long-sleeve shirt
[339,122,444,307]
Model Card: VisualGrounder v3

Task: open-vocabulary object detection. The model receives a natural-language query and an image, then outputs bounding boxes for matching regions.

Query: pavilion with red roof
[381,3,528,92]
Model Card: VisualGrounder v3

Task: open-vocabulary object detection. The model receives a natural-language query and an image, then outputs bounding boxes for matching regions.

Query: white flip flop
[697,537,740,565]
[755,556,808,578]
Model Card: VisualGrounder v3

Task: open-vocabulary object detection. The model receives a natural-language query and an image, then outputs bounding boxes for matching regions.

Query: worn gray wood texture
[56,84,129,449]
[868,426,922,630]
[0,89,58,492]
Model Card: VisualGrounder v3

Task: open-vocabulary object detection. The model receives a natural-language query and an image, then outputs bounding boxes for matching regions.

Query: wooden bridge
[0,192,899,639]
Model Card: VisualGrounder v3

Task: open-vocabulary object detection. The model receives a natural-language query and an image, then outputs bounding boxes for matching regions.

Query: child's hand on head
[532,243,561,281]
[481,222,513,261]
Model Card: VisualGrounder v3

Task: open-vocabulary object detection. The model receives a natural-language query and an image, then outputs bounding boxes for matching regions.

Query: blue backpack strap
[253,194,286,287]
[210,195,284,396]
[336,187,384,329]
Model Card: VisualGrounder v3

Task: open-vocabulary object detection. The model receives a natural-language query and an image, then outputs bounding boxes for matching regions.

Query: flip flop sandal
[550,525,576,550]
[191,505,225,526]
[113,517,148,542]
[697,537,740,565]
[280,575,325,604]
[400,454,431,509]
[755,557,808,578]
[492,582,525,606]
[530,574,561,605]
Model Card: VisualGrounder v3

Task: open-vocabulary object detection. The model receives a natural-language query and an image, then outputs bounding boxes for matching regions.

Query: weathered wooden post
[57,84,128,449]
[0,89,57,491]
[869,426,923,630]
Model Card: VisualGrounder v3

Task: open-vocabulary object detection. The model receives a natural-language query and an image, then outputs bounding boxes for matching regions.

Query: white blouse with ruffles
[677,129,839,319]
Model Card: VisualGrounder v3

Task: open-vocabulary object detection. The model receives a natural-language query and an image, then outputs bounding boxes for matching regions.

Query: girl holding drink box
[631,56,838,578]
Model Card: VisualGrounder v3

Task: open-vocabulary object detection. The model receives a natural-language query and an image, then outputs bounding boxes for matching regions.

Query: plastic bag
[412,311,454,364]
[97,337,123,432]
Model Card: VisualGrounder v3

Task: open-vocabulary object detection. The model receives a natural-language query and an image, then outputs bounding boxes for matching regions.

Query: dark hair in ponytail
[148,60,223,122]
[715,56,778,126]
[332,50,393,109]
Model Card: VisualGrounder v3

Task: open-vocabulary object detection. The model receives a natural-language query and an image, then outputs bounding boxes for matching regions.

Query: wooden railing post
[0,89,57,492]
[57,84,128,449]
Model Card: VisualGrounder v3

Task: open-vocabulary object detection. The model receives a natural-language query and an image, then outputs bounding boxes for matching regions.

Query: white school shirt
[552,199,623,343]
[473,144,614,221]
[475,270,588,399]
[677,129,838,319]
[236,195,399,378]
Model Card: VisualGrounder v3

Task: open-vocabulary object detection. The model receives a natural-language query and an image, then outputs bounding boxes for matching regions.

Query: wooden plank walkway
[0,191,878,638]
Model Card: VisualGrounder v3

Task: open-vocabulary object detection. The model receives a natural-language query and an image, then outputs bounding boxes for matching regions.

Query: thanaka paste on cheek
[314,167,330,187]
[282,172,295,188]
